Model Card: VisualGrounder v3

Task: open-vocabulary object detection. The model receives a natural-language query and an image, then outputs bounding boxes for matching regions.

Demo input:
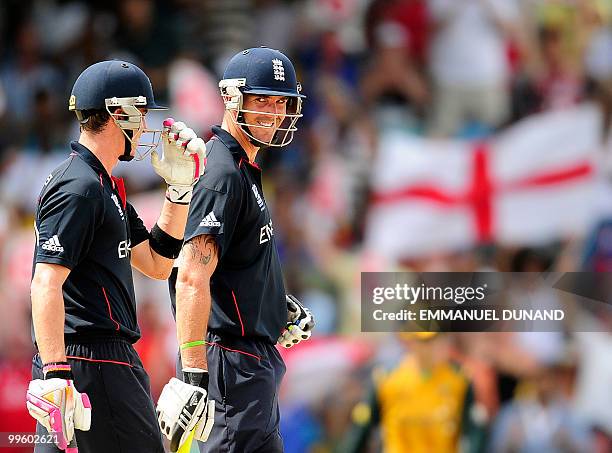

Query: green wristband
[180,340,206,350]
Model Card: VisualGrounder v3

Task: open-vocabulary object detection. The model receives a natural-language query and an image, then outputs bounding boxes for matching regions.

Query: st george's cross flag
[365,104,606,259]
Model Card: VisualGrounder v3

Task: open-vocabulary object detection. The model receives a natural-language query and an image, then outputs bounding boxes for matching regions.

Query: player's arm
[460,384,488,453]
[31,263,70,363]
[131,119,206,279]
[156,234,218,451]
[29,262,92,450]
[130,200,188,280]
[175,234,219,369]
[338,384,381,453]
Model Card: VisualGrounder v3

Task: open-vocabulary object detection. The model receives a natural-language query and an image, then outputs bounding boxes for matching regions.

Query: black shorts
[177,332,286,453]
[32,337,164,453]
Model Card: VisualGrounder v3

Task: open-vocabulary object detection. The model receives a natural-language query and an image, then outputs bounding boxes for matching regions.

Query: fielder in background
[27,60,206,452]
[156,47,315,453]
[340,333,488,453]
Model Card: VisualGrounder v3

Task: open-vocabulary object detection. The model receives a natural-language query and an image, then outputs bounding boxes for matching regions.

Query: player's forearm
[176,272,211,370]
[31,279,67,364]
[147,199,189,275]
[156,198,189,239]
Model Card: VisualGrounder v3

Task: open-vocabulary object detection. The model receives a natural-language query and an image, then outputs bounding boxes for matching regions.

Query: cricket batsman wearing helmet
[27,60,207,452]
[156,47,315,452]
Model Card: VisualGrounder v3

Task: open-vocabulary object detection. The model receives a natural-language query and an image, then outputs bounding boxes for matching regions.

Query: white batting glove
[156,369,215,452]
[278,294,315,348]
[151,118,206,205]
[26,379,91,450]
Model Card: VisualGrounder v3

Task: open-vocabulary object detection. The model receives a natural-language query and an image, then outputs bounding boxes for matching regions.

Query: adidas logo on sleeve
[200,212,221,227]
[41,235,64,252]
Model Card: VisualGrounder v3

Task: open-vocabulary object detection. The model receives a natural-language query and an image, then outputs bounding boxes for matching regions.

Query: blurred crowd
[0,0,612,452]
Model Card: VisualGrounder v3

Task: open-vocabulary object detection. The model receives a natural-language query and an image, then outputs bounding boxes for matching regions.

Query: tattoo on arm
[184,235,219,266]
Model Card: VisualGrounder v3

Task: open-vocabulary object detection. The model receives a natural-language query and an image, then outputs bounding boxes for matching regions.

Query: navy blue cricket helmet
[69,60,167,161]
[219,47,305,147]
[69,60,166,113]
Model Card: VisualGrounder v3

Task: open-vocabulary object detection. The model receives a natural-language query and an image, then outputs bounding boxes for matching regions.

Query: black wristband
[45,369,73,380]
[183,369,209,390]
[42,361,73,380]
[149,224,183,259]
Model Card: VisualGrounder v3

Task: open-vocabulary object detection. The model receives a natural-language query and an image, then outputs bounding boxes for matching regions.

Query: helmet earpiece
[119,132,134,162]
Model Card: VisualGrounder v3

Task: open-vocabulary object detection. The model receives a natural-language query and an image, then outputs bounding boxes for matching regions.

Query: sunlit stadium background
[1,1,611,452]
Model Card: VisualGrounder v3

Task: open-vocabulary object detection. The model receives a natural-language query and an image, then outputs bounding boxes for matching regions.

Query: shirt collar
[70,141,109,179]
[211,126,250,163]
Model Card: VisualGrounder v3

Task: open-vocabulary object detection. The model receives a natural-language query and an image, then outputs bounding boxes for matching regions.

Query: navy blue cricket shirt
[32,142,150,343]
[169,126,287,344]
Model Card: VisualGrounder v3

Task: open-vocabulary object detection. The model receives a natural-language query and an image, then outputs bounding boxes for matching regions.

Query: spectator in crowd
[360,20,429,125]
[364,0,429,66]
[573,308,612,451]
[532,24,585,112]
[427,0,520,137]
[489,356,593,452]
[0,20,63,146]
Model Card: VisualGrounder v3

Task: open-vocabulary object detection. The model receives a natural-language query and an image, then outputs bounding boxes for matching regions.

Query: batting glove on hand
[26,377,91,451]
[156,368,215,452]
[152,118,206,205]
[278,294,315,348]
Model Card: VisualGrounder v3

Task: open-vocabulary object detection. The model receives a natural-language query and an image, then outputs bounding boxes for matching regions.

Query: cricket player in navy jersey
[26,60,207,452]
[155,47,315,452]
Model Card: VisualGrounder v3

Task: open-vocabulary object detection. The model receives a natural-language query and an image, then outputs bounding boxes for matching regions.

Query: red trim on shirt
[231,290,245,336]
[247,160,261,171]
[238,157,261,171]
[102,287,120,331]
[67,356,133,367]
[111,176,127,209]
[205,342,261,361]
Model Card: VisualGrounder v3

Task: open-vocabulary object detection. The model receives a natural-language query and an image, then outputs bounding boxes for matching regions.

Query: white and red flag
[365,104,606,259]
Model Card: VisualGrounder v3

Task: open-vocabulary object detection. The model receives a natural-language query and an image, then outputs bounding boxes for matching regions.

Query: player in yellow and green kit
[341,333,487,453]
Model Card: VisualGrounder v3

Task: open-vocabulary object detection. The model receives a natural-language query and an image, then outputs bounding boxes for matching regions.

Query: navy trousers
[32,337,164,453]
[177,332,286,453]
